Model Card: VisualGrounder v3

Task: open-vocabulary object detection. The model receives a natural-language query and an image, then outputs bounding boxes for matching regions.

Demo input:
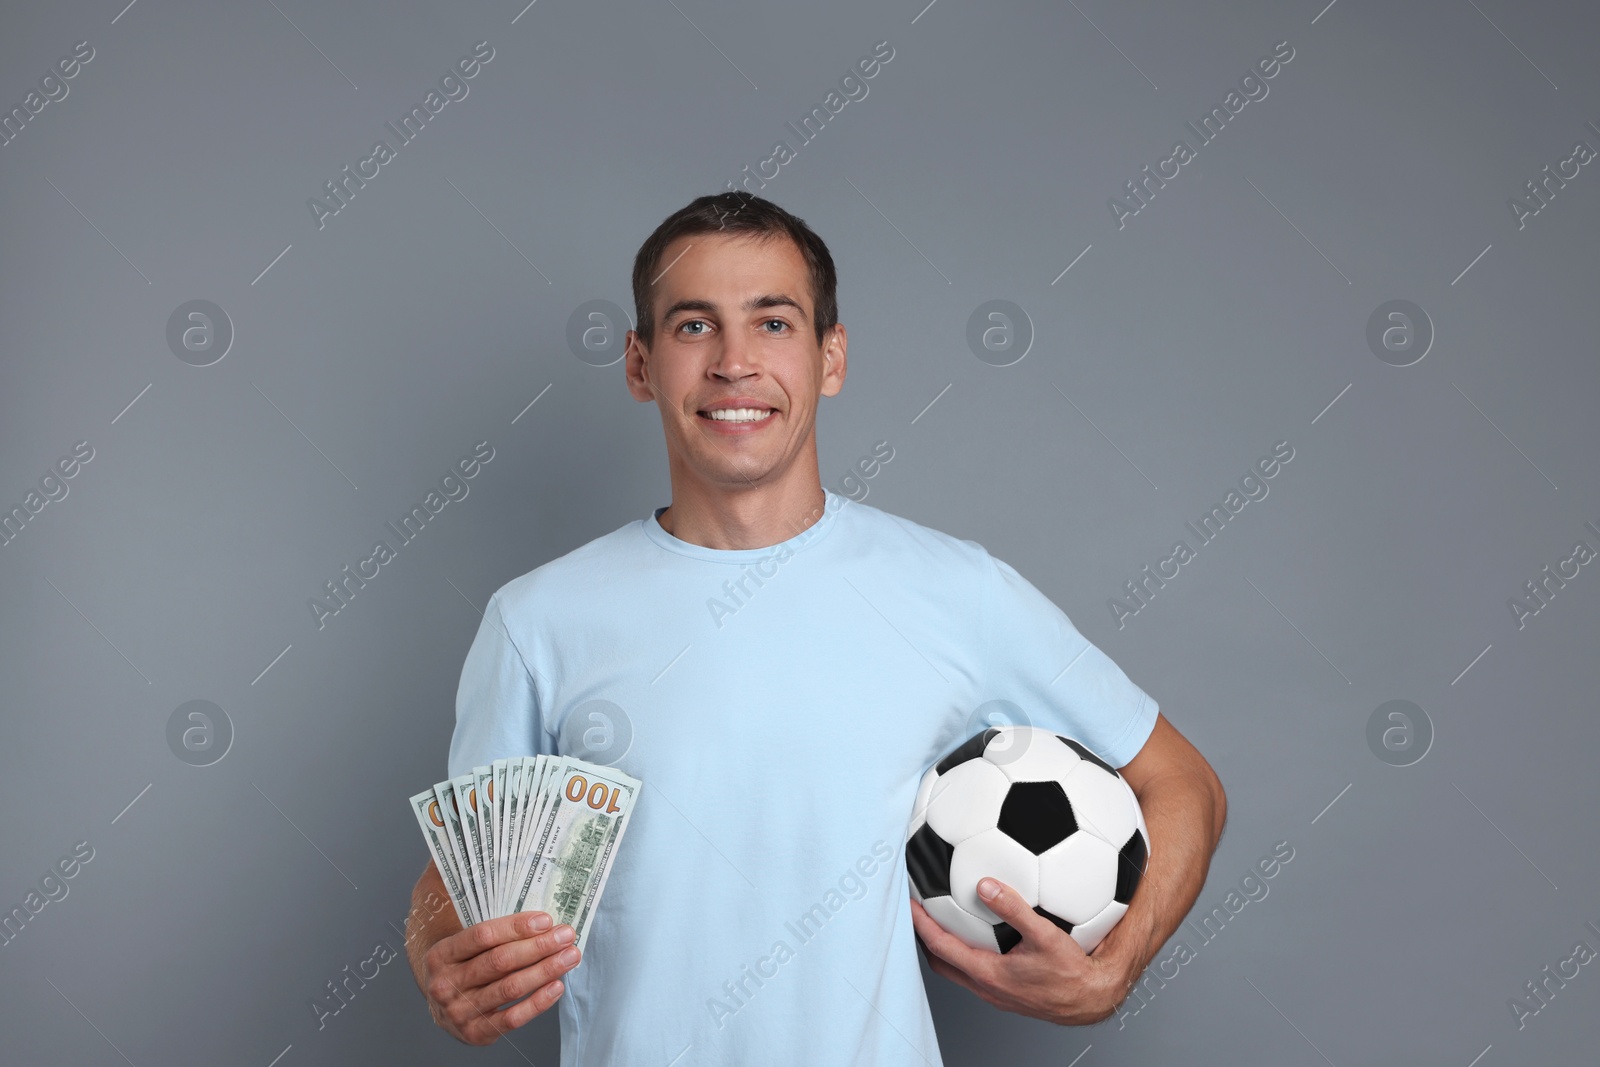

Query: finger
[460,924,578,989]
[973,877,1073,953]
[909,896,988,973]
[462,975,566,1044]
[923,952,1017,1013]
[908,896,959,959]
[910,914,1007,1007]
[429,966,517,1045]
[435,911,553,966]
[459,998,520,1046]
[922,950,963,985]
[492,977,568,1034]
[923,951,982,996]
[471,944,582,1015]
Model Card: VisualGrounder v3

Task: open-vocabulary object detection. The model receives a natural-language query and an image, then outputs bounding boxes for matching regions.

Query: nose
[709,328,759,382]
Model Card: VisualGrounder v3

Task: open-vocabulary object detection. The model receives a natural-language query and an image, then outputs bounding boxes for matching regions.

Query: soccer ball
[907,726,1149,954]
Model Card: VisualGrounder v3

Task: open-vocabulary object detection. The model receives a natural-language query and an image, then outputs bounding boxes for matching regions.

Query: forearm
[405,860,465,991]
[1092,763,1226,1001]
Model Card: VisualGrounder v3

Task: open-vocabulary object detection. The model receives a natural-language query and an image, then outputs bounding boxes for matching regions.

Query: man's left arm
[911,712,1226,1025]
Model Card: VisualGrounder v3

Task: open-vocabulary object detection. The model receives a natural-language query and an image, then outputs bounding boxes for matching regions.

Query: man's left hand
[909,876,1128,1025]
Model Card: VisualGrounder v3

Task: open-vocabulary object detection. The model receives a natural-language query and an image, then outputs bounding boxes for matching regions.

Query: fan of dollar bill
[410,756,641,953]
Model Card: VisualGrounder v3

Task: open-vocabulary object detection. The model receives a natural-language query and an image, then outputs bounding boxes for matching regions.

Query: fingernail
[978,878,1000,900]
[554,925,575,945]
[529,913,552,931]
[559,947,580,965]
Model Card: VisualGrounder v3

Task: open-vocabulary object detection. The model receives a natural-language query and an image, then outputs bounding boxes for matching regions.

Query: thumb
[977,876,1080,952]
[976,876,1028,920]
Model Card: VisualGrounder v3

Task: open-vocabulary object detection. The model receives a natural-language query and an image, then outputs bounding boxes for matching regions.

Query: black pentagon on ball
[1035,905,1074,936]
[906,823,956,899]
[1115,828,1148,904]
[996,781,1078,854]
[994,907,1073,954]
[936,728,999,775]
[1056,734,1118,777]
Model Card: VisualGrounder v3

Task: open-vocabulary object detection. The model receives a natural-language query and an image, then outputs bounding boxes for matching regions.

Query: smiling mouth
[698,407,775,424]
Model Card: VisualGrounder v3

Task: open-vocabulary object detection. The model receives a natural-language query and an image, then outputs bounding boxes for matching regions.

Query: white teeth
[704,407,773,423]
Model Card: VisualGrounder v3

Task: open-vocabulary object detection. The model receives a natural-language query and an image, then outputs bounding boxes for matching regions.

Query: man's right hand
[419,911,583,1046]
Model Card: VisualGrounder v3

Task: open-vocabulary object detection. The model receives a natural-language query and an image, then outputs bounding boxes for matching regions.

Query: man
[404,192,1227,1064]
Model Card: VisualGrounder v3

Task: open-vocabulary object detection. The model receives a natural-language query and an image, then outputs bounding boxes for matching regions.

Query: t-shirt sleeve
[447,591,551,779]
[980,551,1158,769]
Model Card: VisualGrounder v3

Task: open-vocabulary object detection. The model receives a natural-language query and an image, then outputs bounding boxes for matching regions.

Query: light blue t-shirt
[448,489,1158,1066]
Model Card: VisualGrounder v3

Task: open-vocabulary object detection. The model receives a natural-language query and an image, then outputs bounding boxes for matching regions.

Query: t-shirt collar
[643,489,846,563]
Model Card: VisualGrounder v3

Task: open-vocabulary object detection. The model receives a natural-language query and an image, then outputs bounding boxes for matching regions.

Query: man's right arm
[404,859,582,1046]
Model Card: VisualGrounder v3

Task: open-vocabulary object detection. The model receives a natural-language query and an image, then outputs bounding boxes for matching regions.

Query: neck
[657,477,828,551]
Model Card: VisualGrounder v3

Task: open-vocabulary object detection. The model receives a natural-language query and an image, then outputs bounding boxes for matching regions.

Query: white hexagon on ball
[920,895,1001,952]
[949,827,1039,923]
[1067,899,1129,954]
[925,758,1010,846]
[988,728,1082,785]
[1062,761,1140,847]
[1037,833,1119,925]
[910,763,940,826]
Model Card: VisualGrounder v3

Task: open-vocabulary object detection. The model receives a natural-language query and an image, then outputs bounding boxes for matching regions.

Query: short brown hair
[631,192,839,348]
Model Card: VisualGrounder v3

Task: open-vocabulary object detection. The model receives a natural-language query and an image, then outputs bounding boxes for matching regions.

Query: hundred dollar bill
[516,760,640,951]
[410,788,475,928]
[474,765,497,911]
[507,755,555,914]
[567,775,640,953]
[453,773,491,922]
[491,759,511,915]
[443,777,488,923]
[508,756,567,917]
[537,761,639,949]
[433,779,482,926]
[499,757,532,916]
[496,758,524,917]
[498,760,526,917]
[505,756,538,914]
[512,755,569,915]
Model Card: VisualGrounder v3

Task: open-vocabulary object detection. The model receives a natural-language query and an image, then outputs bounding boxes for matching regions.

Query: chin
[703,461,778,486]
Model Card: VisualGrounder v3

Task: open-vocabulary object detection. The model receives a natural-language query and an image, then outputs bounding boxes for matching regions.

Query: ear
[820,323,847,397]
[624,330,656,403]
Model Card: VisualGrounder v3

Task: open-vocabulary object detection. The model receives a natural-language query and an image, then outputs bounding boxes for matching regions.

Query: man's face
[625,231,846,495]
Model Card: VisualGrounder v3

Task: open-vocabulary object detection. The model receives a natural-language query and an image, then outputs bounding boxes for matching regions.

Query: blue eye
[679,320,707,335]
[762,320,788,333]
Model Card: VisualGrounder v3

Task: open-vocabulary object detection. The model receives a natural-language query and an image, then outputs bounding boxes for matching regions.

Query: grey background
[1,0,1596,1064]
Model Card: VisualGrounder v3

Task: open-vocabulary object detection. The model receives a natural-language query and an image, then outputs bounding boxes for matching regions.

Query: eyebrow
[660,293,811,324]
